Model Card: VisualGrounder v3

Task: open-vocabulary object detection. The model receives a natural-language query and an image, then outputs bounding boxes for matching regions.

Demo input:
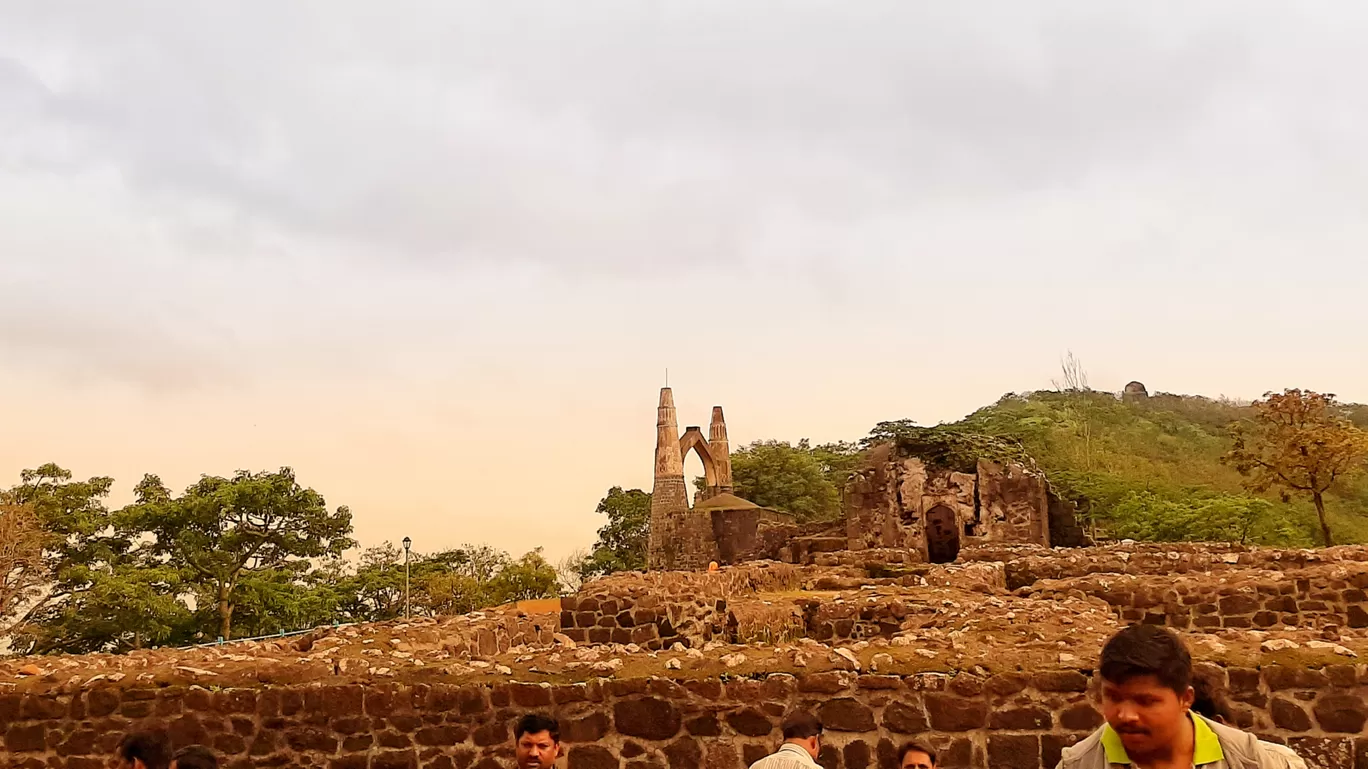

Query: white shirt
[750,743,821,769]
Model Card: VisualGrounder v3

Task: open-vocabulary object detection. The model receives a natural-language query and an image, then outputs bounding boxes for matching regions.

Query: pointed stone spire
[648,387,691,569]
[709,406,733,494]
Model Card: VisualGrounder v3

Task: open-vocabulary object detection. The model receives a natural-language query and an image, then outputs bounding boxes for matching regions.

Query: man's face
[1100,675,1194,759]
[515,730,560,769]
[900,750,935,769]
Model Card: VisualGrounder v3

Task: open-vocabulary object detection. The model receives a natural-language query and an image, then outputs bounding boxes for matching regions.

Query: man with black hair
[115,728,173,769]
[897,741,936,769]
[514,713,561,769]
[748,711,822,768]
[1057,624,1306,769]
[170,745,218,769]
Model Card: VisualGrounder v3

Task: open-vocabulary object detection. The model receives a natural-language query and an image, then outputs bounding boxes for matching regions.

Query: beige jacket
[1057,714,1307,769]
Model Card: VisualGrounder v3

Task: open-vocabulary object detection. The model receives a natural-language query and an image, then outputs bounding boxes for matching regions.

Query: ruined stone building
[646,388,1085,571]
[646,388,792,570]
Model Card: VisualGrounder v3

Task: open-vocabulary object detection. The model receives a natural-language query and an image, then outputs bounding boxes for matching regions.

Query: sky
[3,1,1368,563]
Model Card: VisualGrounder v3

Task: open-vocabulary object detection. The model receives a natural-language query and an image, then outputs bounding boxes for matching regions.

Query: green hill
[940,389,1368,547]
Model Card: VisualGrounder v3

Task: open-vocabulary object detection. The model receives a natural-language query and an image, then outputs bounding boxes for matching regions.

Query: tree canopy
[1223,389,1368,546]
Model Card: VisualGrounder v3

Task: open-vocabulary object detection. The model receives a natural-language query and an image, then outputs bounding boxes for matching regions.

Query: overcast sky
[3,1,1367,561]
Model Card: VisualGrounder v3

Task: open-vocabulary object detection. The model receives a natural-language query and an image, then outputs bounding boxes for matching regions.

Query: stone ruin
[6,540,1368,768]
[644,388,1086,573]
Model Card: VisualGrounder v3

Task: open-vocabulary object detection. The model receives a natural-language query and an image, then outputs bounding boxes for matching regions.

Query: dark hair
[515,713,560,742]
[172,745,218,769]
[898,742,937,766]
[781,712,823,740]
[117,729,173,769]
[1099,624,1192,694]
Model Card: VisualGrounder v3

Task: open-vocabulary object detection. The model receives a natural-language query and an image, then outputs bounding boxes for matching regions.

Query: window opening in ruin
[925,504,960,564]
[684,449,707,509]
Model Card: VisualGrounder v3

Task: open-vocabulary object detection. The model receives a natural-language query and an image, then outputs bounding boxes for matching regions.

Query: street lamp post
[402,536,412,620]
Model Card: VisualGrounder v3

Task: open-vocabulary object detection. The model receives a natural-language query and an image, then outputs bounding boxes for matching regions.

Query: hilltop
[938,387,1368,547]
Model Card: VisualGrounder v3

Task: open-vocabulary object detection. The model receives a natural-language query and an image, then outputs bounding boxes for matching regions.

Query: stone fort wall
[4,664,1368,769]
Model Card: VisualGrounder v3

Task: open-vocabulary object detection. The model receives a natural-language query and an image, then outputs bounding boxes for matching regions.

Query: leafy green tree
[1224,389,1368,546]
[582,487,651,577]
[1106,492,1282,544]
[727,440,840,522]
[117,468,354,641]
[1,464,168,654]
[0,495,46,632]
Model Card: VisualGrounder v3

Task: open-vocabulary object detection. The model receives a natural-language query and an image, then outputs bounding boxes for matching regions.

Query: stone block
[665,738,701,769]
[1313,694,1368,733]
[563,712,611,743]
[1271,698,1312,731]
[924,694,986,731]
[988,735,1040,769]
[881,700,928,734]
[990,705,1052,731]
[844,739,872,769]
[817,698,875,732]
[1033,670,1089,692]
[569,746,621,769]
[725,708,774,737]
[1059,704,1103,731]
[614,698,681,741]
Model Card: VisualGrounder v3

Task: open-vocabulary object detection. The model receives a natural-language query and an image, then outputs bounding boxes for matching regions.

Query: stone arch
[925,504,960,564]
[679,429,718,492]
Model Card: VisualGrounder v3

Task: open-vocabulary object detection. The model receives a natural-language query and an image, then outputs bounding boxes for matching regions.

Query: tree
[582,487,651,577]
[556,547,589,594]
[117,468,355,641]
[2,464,143,654]
[726,440,840,522]
[0,495,46,632]
[1223,389,1368,546]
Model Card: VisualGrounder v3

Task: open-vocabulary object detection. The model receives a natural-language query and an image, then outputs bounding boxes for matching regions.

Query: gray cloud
[2,1,1332,273]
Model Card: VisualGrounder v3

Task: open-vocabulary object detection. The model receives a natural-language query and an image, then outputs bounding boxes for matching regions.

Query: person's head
[170,745,218,769]
[1098,624,1195,760]
[780,711,823,759]
[514,713,561,769]
[898,742,937,769]
[115,729,173,769]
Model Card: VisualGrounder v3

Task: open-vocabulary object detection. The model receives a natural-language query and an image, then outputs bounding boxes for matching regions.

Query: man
[115,729,173,769]
[514,713,562,769]
[1058,624,1306,769]
[171,745,218,769]
[749,711,822,768]
[898,742,936,769]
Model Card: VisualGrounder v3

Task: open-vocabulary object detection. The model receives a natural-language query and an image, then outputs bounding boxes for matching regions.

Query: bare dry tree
[0,494,47,634]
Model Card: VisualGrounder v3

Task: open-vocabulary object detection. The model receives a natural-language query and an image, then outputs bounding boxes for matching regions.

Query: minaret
[647,387,690,570]
[709,406,733,495]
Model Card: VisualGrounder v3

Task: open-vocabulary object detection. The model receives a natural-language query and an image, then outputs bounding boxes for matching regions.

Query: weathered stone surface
[991,705,1053,731]
[817,698,875,732]
[843,740,871,769]
[1059,704,1103,731]
[1271,698,1313,732]
[665,738,702,769]
[569,745,621,769]
[615,698,681,741]
[724,708,773,737]
[988,735,1041,769]
[1313,695,1368,733]
[924,693,987,731]
[882,700,929,734]
[563,712,611,743]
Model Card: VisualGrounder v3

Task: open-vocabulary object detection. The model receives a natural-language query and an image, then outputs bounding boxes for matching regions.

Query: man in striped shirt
[748,711,823,769]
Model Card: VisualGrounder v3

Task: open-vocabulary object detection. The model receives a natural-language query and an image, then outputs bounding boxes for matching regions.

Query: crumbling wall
[5,665,1368,769]
[842,450,1052,563]
[1027,564,1368,632]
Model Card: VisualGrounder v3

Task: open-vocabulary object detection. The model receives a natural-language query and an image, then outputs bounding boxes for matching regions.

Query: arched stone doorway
[925,504,960,564]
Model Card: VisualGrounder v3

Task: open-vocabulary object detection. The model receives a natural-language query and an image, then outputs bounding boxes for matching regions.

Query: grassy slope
[948,390,1368,547]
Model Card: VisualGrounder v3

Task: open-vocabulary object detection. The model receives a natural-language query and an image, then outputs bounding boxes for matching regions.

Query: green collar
[1100,713,1224,766]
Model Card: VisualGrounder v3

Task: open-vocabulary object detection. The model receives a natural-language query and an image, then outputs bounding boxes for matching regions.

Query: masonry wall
[5,665,1368,769]
[1027,568,1368,632]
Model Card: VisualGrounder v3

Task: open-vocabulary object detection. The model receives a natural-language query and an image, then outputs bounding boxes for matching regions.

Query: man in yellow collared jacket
[1057,625,1306,769]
